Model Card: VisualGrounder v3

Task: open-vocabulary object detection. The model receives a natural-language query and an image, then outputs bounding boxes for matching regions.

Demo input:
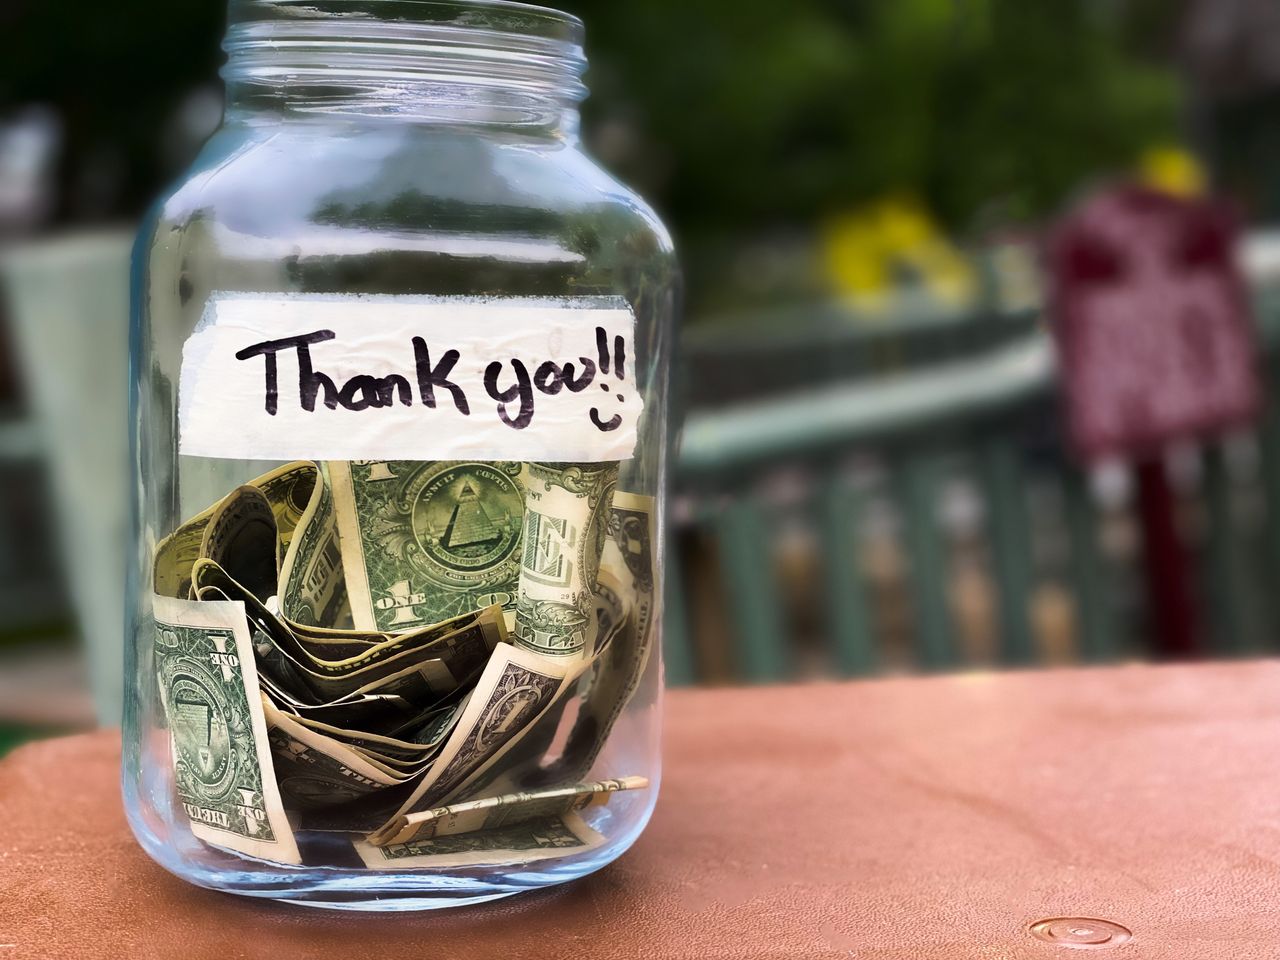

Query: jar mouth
[222,0,588,111]
[226,0,583,42]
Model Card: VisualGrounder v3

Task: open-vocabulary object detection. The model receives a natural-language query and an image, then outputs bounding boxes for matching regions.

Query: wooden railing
[667,291,1280,684]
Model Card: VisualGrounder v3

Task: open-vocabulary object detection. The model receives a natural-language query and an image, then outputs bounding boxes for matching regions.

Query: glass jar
[123,0,676,910]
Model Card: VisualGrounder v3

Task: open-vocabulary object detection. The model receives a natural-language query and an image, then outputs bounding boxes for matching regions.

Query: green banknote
[252,460,320,552]
[524,491,658,788]
[459,568,631,800]
[152,594,300,865]
[198,485,280,602]
[376,775,648,846]
[513,462,617,660]
[557,490,657,779]
[291,695,469,766]
[278,464,349,629]
[367,642,588,844]
[330,461,527,633]
[153,461,319,602]
[355,812,603,870]
[192,559,502,706]
[261,695,410,814]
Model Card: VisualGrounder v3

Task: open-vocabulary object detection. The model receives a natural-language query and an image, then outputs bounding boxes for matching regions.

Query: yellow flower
[822,195,976,309]
[1139,145,1206,198]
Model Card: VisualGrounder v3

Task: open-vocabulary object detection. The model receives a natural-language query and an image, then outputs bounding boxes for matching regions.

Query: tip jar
[123,0,676,910]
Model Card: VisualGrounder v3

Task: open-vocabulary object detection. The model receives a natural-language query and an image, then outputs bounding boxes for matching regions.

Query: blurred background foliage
[0,0,1184,316]
[5,0,1280,717]
[577,0,1181,312]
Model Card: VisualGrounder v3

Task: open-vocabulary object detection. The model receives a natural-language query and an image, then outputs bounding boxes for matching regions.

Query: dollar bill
[252,461,321,551]
[592,568,633,656]
[531,491,658,786]
[280,693,419,732]
[279,464,349,629]
[375,776,648,846]
[153,461,319,601]
[367,642,590,844]
[279,697,479,835]
[513,462,618,659]
[152,594,300,865]
[292,695,469,766]
[153,511,213,601]
[330,460,527,633]
[263,695,414,816]
[355,812,603,870]
[459,571,630,799]
[273,696,479,835]
[193,559,502,704]
[290,624,383,660]
[198,485,281,602]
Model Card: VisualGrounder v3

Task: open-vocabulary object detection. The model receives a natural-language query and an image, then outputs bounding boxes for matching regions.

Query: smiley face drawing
[589,326,628,432]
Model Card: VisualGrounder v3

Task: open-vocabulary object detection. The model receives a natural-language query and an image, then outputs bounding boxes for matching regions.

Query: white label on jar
[178,294,642,462]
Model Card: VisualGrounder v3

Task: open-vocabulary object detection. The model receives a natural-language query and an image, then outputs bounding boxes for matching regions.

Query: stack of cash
[150,460,655,868]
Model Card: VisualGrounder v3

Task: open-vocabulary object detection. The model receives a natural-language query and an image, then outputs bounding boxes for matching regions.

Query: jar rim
[226,0,584,44]
[222,0,589,118]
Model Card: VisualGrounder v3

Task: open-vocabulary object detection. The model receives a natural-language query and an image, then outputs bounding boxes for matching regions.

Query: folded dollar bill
[354,812,605,871]
[372,776,649,846]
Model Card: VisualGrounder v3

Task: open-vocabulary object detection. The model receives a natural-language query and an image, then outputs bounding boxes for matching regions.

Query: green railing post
[713,496,790,682]
[896,451,956,670]
[662,532,697,686]
[979,438,1036,665]
[819,475,876,675]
